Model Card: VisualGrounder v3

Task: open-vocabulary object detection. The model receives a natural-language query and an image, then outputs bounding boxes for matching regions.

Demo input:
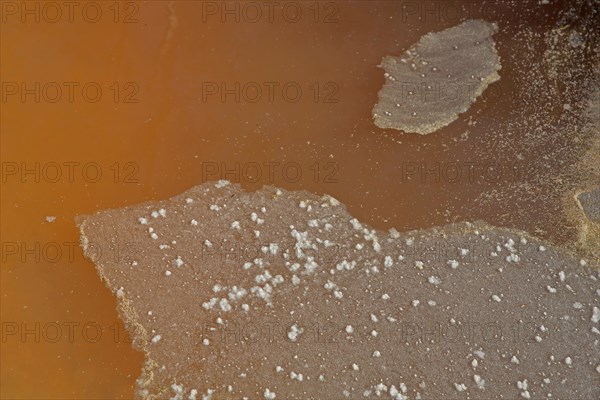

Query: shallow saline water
[1,0,599,399]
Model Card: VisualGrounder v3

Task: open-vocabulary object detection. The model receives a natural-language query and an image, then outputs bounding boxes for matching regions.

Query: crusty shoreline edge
[76,216,160,398]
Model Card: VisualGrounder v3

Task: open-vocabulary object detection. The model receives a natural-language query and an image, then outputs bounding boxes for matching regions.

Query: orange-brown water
[1,1,597,399]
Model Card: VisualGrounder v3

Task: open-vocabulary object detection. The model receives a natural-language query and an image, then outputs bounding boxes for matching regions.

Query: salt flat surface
[372,20,501,134]
[77,181,599,399]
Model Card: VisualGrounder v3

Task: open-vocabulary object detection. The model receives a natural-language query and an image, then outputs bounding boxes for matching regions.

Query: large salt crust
[77,181,598,399]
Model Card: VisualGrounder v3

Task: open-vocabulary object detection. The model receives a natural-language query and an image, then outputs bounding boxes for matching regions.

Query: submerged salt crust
[77,182,599,400]
[372,19,501,134]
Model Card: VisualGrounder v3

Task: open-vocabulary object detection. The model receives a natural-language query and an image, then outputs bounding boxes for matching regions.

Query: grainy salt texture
[77,182,599,400]
[372,19,501,134]
[578,188,600,223]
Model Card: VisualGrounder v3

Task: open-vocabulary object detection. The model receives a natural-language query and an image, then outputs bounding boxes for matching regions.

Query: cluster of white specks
[373,383,387,396]
[148,227,158,240]
[350,218,363,231]
[323,195,340,207]
[381,293,390,300]
[138,217,148,225]
[173,256,184,268]
[389,227,400,239]
[263,389,276,399]
[215,179,230,188]
[412,299,420,307]
[546,285,557,293]
[202,338,209,346]
[204,240,213,247]
[454,383,467,392]
[324,280,344,299]
[250,282,274,305]
[491,294,502,302]
[165,270,172,277]
[502,238,521,263]
[511,355,520,364]
[191,219,198,226]
[185,197,193,204]
[474,374,485,390]
[150,209,167,218]
[287,324,303,342]
[151,334,161,343]
[447,259,459,269]
[336,260,357,272]
[251,212,265,224]
[116,287,125,298]
[209,204,221,211]
[415,260,424,269]
[229,286,248,300]
[231,221,241,230]
[389,383,408,399]
[219,298,232,312]
[506,253,520,263]
[592,306,600,323]
[345,325,354,334]
[255,270,272,284]
[373,350,381,358]
[290,371,304,381]
[428,276,441,285]
[170,383,184,400]
[517,379,530,399]
[202,298,217,310]
[384,256,394,268]
[564,356,573,366]
[351,363,359,371]
[363,229,382,253]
